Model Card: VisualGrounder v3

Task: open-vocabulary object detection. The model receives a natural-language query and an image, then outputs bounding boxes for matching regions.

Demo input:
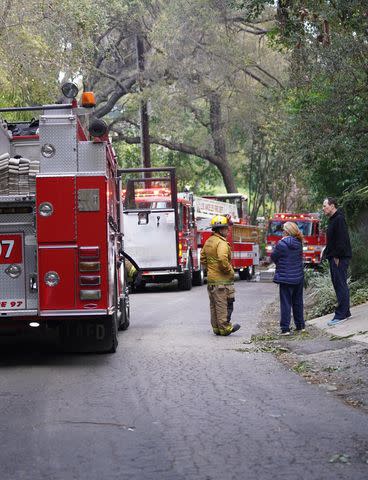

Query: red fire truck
[265,212,326,265]
[121,177,260,286]
[120,168,204,290]
[195,194,260,280]
[0,83,130,352]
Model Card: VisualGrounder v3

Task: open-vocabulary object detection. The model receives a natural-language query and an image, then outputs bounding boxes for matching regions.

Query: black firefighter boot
[230,324,241,334]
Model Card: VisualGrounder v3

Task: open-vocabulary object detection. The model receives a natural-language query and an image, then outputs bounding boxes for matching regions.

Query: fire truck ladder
[193,196,239,222]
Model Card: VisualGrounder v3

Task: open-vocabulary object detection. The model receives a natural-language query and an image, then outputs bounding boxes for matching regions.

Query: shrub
[303,261,329,288]
[305,272,336,319]
[305,269,368,320]
[350,219,368,279]
[350,277,368,305]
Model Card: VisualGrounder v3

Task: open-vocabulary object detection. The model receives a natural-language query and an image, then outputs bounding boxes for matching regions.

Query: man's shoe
[327,317,348,326]
[296,328,306,333]
[231,324,241,334]
[280,330,291,336]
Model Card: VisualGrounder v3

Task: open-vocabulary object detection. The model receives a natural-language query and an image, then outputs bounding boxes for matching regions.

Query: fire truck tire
[118,293,130,331]
[239,266,254,281]
[192,266,205,286]
[105,313,119,353]
[178,258,193,291]
[105,276,119,353]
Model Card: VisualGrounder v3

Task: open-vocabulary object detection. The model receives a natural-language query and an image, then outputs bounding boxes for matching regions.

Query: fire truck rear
[0,83,130,352]
[265,213,326,265]
[120,168,203,290]
[195,194,260,280]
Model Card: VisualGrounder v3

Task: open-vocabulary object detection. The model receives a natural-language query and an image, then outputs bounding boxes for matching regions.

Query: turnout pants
[207,284,235,335]
[279,282,304,332]
[329,258,351,320]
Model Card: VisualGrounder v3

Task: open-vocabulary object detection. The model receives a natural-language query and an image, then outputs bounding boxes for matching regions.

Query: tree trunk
[136,34,151,171]
[209,92,237,193]
[216,159,238,193]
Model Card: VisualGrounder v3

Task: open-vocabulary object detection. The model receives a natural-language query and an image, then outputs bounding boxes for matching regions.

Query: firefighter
[125,259,140,289]
[200,215,241,336]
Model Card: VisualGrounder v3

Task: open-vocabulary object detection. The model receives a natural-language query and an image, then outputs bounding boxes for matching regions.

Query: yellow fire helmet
[210,215,230,229]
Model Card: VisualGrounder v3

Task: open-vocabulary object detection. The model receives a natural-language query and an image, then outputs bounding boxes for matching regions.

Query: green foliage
[350,278,368,306]
[262,0,368,214]
[341,187,368,227]
[349,220,368,279]
[305,267,368,319]
[0,1,118,101]
[229,0,273,19]
[115,142,221,195]
[303,261,329,288]
[305,270,336,319]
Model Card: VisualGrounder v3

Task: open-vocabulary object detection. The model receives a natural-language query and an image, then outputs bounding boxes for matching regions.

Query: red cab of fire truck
[120,168,204,290]
[265,212,326,265]
[195,194,260,280]
[0,83,130,353]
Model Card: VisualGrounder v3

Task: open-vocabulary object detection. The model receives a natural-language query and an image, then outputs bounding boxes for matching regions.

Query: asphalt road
[0,280,367,480]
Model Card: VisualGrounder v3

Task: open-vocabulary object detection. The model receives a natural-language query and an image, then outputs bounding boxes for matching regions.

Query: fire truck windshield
[268,220,313,236]
[124,199,172,210]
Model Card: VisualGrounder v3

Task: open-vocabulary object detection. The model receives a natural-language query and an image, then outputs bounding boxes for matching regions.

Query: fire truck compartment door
[36,176,76,243]
[123,210,177,269]
[38,247,76,310]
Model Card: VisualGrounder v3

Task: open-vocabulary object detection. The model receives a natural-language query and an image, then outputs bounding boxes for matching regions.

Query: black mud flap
[59,316,118,353]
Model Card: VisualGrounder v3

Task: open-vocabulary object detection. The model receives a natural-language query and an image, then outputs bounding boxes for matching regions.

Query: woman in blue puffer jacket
[271,221,305,335]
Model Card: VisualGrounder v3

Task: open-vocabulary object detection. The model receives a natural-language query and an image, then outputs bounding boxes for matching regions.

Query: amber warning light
[81,92,96,108]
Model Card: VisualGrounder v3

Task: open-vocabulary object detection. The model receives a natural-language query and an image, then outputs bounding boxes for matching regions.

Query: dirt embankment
[249,302,368,413]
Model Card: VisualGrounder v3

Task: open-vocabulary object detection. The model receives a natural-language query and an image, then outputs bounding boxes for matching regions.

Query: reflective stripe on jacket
[200,233,234,285]
[125,260,137,281]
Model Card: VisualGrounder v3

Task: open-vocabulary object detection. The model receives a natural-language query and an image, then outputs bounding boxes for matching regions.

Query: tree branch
[242,68,272,88]
[95,75,138,117]
[250,65,285,88]
[237,27,269,35]
[228,16,275,25]
[111,129,222,167]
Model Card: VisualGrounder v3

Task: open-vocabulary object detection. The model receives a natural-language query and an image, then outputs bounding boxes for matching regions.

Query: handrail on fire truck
[0,104,74,113]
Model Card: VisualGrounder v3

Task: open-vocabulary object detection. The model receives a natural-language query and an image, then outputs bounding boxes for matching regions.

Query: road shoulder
[253,301,368,413]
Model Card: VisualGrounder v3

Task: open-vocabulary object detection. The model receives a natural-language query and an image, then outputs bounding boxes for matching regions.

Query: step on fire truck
[195,194,260,280]
[265,212,326,265]
[120,168,204,290]
[0,83,130,353]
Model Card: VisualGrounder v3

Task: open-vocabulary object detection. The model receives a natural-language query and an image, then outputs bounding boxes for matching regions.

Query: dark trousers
[329,258,351,320]
[279,282,304,332]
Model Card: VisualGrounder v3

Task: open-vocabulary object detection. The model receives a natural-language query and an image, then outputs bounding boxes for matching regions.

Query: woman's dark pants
[328,258,351,320]
[279,282,304,332]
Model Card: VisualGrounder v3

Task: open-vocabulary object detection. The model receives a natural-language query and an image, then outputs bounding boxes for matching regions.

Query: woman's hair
[283,221,303,242]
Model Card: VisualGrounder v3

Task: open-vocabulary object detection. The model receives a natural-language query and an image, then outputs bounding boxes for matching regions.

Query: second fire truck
[265,212,326,265]
[195,194,260,280]
[121,168,203,290]
[121,171,260,288]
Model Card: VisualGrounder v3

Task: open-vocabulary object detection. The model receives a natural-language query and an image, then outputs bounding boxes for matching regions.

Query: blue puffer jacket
[271,236,304,285]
